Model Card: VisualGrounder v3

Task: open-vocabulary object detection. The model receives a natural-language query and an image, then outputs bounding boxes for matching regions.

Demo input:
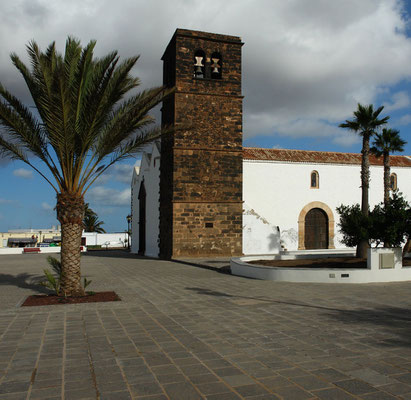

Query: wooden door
[304,208,328,249]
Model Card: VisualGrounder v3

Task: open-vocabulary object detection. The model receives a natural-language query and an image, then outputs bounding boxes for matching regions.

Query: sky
[1,0,411,232]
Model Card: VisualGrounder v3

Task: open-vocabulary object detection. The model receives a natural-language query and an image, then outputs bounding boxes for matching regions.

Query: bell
[194,56,204,67]
[211,58,220,73]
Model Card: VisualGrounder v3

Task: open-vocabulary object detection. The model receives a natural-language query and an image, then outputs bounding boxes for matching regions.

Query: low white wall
[231,248,411,283]
[0,248,24,255]
[0,247,87,255]
[82,232,127,246]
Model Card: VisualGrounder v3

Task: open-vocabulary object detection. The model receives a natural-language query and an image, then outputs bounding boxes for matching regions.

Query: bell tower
[160,29,243,258]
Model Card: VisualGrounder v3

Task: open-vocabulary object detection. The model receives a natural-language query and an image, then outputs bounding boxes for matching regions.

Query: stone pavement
[0,251,411,400]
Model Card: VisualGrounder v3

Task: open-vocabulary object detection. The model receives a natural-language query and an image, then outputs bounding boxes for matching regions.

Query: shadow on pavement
[171,260,231,274]
[82,250,150,259]
[0,273,50,294]
[186,286,411,347]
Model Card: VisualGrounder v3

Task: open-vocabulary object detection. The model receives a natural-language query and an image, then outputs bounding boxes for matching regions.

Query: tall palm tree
[371,128,407,204]
[339,104,389,257]
[0,37,170,296]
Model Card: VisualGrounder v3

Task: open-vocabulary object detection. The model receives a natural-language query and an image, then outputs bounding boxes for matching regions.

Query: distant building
[0,226,61,248]
[130,29,411,258]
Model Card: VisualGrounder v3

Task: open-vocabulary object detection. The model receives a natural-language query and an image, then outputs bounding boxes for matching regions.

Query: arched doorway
[304,208,328,249]
[298,201,335,250]
[138,181,146,255]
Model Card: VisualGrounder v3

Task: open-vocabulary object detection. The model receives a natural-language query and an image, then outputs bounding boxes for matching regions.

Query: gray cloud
[86,186,131,206]
[0,0,410,153]
[96,163,139,185]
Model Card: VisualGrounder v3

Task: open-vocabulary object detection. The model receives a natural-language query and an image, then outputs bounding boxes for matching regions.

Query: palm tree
[0,37,170,296]
[83,204,106,233]
[371,128,407,204]
[339,104,389,257]
[84,214,106,233]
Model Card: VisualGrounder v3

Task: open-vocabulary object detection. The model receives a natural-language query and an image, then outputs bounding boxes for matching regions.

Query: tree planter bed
[249,257,368,268]
[231,251,411,283]
[21,291,121,307]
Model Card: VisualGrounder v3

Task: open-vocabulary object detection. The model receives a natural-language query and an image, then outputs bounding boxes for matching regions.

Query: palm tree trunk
[383,152,390,205]
[358,134,370,258]
[56,192,85,297]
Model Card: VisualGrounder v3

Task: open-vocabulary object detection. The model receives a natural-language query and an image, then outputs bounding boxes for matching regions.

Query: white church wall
[130,144,160,257]
[243,203,281,255]
[145,146,160,258]
[130,166,140,254]
[243,159,411,253]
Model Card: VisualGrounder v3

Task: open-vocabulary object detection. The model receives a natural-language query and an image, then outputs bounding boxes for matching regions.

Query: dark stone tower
[160,29,243,258]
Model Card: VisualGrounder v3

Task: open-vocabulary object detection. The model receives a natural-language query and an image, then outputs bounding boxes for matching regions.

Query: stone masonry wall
[160,29,243,258]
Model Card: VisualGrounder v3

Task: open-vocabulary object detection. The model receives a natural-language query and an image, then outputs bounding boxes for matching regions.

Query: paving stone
[291,374,332,390]
[312,368,350,382]
[258,376,292,389]
[163,382,202,400]
[129,381,163,396]
[99,391,132,400]
[396,373,411,385]
[378,382,411,395]
[335,379,378,395]
[223,374,256,387]
[277,367,308,378]
[195,381,231,395]
[64,387,97,400]
[0,381,30,394]
[359,391,399,399]
[156,373,186,384]
[206,393,242,400]
[270,384,313,399]
[30,386,62,399]
[213,366,243,377]
[312,387,357,399]
[234,384,271,397]
[189,373,220,384]
[179,363,211,376]
[349,368,396,386]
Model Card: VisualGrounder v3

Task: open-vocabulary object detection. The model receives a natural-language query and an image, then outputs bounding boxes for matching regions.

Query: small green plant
[41,256,92,296]
[83,277,92,290]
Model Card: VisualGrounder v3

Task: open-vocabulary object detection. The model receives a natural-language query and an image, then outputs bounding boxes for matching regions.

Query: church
[130,29,411,258]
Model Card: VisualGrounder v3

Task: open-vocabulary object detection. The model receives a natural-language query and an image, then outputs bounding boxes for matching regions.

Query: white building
[131,144,411,257]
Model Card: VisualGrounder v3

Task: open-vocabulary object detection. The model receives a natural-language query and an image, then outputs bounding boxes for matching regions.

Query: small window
[310,171,319,188]
[210,52,222,79]
[194,50,206,78]
[390,173,397,190]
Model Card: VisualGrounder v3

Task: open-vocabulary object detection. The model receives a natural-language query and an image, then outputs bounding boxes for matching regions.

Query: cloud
[96,162,139,185]
[0,0,410,147]
[13,168,33,179]
[87,186,131,206]
[0,198,13,204]
[41,202,53,211]
[395,114,411,126]
[383,91,410,112]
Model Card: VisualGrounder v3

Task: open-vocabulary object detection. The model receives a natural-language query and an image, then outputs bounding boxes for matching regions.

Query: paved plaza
[0,252,411,399]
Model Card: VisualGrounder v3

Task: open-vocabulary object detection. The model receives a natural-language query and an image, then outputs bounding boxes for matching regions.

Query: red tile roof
[243,148,411,167]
